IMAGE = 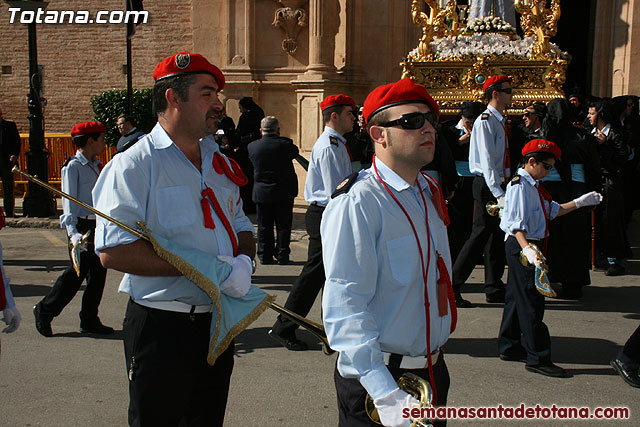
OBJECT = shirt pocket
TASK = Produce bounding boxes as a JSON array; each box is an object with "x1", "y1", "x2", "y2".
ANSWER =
[
  {"x1": 155, "y1": 186, "x2": 197, "y2": 228},
  {"x1": 386, "y1": 235, "x2": 417, "y2": 285}
]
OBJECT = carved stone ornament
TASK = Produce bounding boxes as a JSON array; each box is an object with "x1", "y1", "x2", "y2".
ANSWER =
[{"x1": 272, "y1": 1, "x2": 308, "y2": 55}]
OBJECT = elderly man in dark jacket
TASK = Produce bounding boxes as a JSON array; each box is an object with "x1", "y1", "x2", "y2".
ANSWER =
[{"x1": 248, "y1": 116, "x2": 299, "y2": 265}]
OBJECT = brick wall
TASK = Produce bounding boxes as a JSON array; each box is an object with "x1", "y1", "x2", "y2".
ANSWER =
[{"x1": 0, "y1": 1, "x2": 193, "y2": 134}]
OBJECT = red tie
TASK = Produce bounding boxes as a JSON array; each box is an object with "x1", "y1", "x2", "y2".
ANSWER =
[{"x1": 537, "y1": 184, "x2": 552, "y2": 255}]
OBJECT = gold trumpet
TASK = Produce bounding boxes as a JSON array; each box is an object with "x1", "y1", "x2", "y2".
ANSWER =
[
  {"x1": 486, "y1": 201, "x2": 502, "y2": 217},
  {"x1": 12, "y1": 165, "x2": 335, "y2": 355},
  {"x1": 365, "y1": 373, "x2": 434, "y2": 426}
]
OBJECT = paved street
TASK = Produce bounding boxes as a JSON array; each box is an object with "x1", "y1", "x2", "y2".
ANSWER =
[{"x1": 0, "y1": 204, "x2": 638, "y2": 426}]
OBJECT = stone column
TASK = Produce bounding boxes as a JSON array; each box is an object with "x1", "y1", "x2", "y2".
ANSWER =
[{"x1": 305, "y1": 0, "x2": 337, "y2": 76}]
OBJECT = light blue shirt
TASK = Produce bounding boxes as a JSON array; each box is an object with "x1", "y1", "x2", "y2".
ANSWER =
[
  {"x1": 468, "y1": 105, "x2": 508, "y2": 199},
  {"x1": 304, "y1": 126, "x2": 353, "y2": 206},
  {"x1": 59, "y1": 150, "x2": 102, "y2": 236},
  {"x1": 93, "y1": 123, "x2": 254, "y2": 306},
  {"x1": 500, "y1": 168, "x2": 560, "y2": 240},
  {"x1": 321, "y1": 157, "x2": 452, "y2": 401}
]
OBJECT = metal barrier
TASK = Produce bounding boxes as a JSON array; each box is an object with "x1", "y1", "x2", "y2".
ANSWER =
[{"x1": 8, "y1": 134, "x2": 116, "y2": 196}]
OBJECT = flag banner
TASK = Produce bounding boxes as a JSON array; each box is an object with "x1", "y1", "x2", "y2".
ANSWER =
[{"x1": 138, "y1": 222, "x2": 273, "y2": 364}]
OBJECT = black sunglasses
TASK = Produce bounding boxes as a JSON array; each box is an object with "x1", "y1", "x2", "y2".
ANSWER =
[
  {"x1": 540, "y1": 161, "x2": 554, "y2": 171},
  {"x1": 523, "y1": 111, "x2": 533, "y2": 117},
  {"x1": 496, "y1": 87, "x2": 513, "y2": 94},
  {"x1": 378, "y1": 112, "x2": 438, "y2": 130}
]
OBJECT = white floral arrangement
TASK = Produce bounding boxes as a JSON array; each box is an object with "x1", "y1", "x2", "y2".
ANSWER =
[
  {"x1": 463, "y1": 16, "x2": 515, "y2": 34},
  {"x1": 407, "y1": 33, "x2": 569, "y2": 60}
]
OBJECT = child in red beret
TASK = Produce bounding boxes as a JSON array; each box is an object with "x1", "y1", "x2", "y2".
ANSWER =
[
  {"x1": 498, "y1": 138, "x2": 602, "y2": 378},
  {"x1": 33, "y1": 121, "x2": 112, "y2": 337}
]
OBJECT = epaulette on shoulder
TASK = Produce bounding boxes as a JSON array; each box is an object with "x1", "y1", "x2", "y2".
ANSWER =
[
  {"x1": 510, "y1": 175, "x2": 522, "y2": 184},
  {"x1": 329, "y1": 136, "x2": 339, "y2": 146},
  {"x1": 62, "y1": 156, "x2": 75, "y2": 168},
  {"x1": 481, "y1": 113, "x2": 490, "y2": 120},
  {"x1": 331, "y1": 172, "x2": 359, "y2": 199}
]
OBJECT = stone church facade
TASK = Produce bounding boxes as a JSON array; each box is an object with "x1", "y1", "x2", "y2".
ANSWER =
[{"x1": 1, "y1": 0, "x2": 639, "y2": 153}]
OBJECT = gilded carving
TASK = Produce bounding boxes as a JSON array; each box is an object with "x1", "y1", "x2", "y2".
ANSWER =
[
  {"x1": 402, "y1": 0, "x2": 567, "y2": 112},
  {"x1": 272, "y1": 2, "x2": 308, "y2": 55},
  {"x1": 514, "y1": 0, "x2": 561, "y2": 60}
]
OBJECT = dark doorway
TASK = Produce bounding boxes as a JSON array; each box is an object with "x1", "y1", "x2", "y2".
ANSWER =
[{"x1": 551, "y1": 0, "x2": 596, "y2": 96}]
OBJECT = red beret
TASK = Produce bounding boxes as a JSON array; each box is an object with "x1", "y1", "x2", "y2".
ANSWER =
[
  {"x1": 522, "y1": 139, "x2": 562, "y2": 160},
  {"x1": 363, "y1": 78, "x2": 439, "y2": 124},
  {"x1": 70, "y1": 121, "x2": 106, "y2": 137},
  {"x1": 153, "y1": 52, "x2": 225, "y2": 90},
  {"x1": 320, "y1": 94, "x2": 356, "y2": 112},
  {"x1": 483, "y1": 75, "x2": 512, "y2": 92}
]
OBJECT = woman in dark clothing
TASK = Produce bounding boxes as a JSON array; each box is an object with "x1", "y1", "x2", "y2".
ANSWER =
[
  {"x1": 588, "y1": 99, "x2": 629, "y2": 276},
  {"x1": 232, "y1": 97, "x2": 265, "y2": 214},
  {"x1": 540, "y1": 98, "x2": 601, "y2": 298}
]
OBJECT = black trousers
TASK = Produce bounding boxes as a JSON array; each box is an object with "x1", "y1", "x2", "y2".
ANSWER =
[
  {"x1": 272, "y1": 203, "x2": 324, "y2": 338},
  {"x1": 452, "y1": 176, "x2": 505, "y2": 296},
  {"x1": 0, "y1": 164, "x2": 15, "y2": 216},
  {"x1": 37, "y1": 219, "x2": 107, "y2": 322},
  {"x1": 618, "y1": 324, "x2": 640, "y2": 370},
  {"x1": 498, "y1": 237, "x2": 551, "y2": 366},
  {"x1": 124, "y1": 300, "x2": 235, "y2": 427},
  {"x1": 334, "y1": 353, "x2": 450, "y2": 427},
  {"x1": 255, "y1": 199, "x2": 294, "y2": 262},
  {"x1": 447, "y1": 176, "x2": 474, "y2": 266}
]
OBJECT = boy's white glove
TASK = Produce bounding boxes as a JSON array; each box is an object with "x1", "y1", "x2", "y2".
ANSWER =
[
  {"x1": 573, "y1": 191, "x2": 603, "y2": 209},
  {"x1": 2, "y1": 305, "x2": 21, "y2": 333}
]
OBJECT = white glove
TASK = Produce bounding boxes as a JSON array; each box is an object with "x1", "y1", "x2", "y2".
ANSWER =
[
  {"x1": 2, "y1": 305, "x2": 21, "y2": 333},
  {"x1": 217, "y1": 254, "x2": 252, "y2": 298},
  {"x1": 573, "y1": 191, "x2": 603, "y2": 209},
  {"x1": 497, "y1": 196, "x2": 506, "y2": 209},
  {"x1": 373, "y1": 388, "x2": 420, "y2": 427},
  {"x1": 522, "y1": 245, "x2": 544, "y2": 270},
  {"x1": 70, "y1": 233, "x2": 87, "y2": 251}
]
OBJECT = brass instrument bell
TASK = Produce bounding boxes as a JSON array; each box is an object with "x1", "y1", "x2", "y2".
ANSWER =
[{"x1": 365, "y1": 373, "x2": 434, "y2": 427}]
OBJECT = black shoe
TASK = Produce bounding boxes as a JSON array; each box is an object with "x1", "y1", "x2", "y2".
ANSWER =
[
  {"x1": 268, "y1": 329, "x2": 308, "y2": 351},
  {"x1": 605, "y1": 264, "x2": 626, "y2": 276},
  {"x1": 261, "y1": 257, "x2": 276, "y2": 265},
  {"x1": 277, "y1": 258, "x2": 290, "y2": 266},
  {"x1": 80, "y1": 319, "x2": 115, "y2": 335},
  {"x1": 486, "y1": 293, "x2": 505, "y2": 304},
  {"x1": 33, "y1": 304, "x2": 53, "y2": 337},
  {"x1": 455, "y1": 297, "x2": 473, "y2": 308},
  {"x1": 499, "y1": 352, "x2": 527, "y2": 362},
  {"x1": 610, "y1": 358, "x2": 640, "y2": 388},
  {"x1": 560, "y1": 285, "x2": 583, "y2": 300},
  {"x1": 525, "y1": 362, "x2": 567, "y2": 378}
]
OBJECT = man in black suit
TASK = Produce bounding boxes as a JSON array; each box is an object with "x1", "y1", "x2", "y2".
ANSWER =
[
  {"x1": 0, "y1": 107, "x2": 21, "y2": 217},
  {"x1": 115, "y1": 114, "x2": 145, "y2": 154},
  {"x1": 248, "y1": 116, "x2": 299, "y2": 265}
]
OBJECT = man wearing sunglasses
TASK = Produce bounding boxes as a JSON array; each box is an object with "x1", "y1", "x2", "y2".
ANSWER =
[
  {"x1": 452, "y1": 75, "x2": 513, "y2": 304},
  {"x1": 270, "y1": 93, "x2": 356, "y2": 351},
  {"x1": 321, "y1": 78, "x2": 455, "y2": 427}
]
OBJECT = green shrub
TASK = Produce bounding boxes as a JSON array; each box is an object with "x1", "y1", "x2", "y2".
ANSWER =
[{"x1": 90, "y1": 88, "x2": 156, "y2": 146}]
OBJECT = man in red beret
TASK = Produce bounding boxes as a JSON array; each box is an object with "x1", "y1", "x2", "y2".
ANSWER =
[
  {"x1": 269, "y1": 93, "x2": 356, "y2": 351},
  {"x1": 498, "y1": 139, "x2": 602, "y2": 377},
  {"x1": 451, "y1": 75, "x2": 513, "y2": 306},
  {"x1": 321, "y1": 78, "x2": 455, "y2": 427},
  {"x1": 92, "y1": 52, "x2": 256, "y2": 426},
  {"x1": 33, "y1": 121, "x2": 113, "y2": 337}
]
